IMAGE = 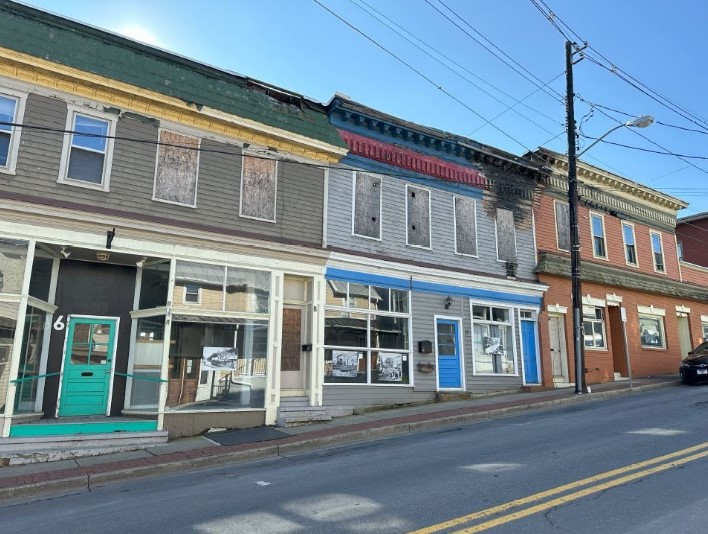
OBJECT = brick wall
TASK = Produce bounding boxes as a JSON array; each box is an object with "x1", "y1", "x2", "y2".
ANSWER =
[{"x1": 677, "y1": 218, "x2": 708, "y2": 267}]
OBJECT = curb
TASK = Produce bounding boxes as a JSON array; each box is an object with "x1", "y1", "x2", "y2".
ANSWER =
[{"x1": 0, "y1": 380, "x2": 678, "y2": 501}]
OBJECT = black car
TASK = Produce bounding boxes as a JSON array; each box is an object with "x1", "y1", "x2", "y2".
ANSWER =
[{"x1": 679, "y1": 342, "x2": 708, "y2": 384}]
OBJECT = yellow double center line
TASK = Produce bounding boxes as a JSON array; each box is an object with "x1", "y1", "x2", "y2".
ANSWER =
[{"x1": 410, "y1": 441, "x2": 708, "y2": 534}]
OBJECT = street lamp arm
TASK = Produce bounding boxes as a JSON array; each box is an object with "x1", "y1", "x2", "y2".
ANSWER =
[
  {"x1": 577, "y1": 123, "x2": 625, "y2": 156},
  {"x1": 577, "y1": 115, "x2": 654, "y2": 157}
]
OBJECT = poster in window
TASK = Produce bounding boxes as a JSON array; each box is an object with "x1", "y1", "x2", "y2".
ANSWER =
[
  {"x1": 332, "y1": 350, "x2": 359, "y2": 378},
  {"x1": 377, "y1": 353, "x2": 403, "y2": 382},
  {"x1": 483, "y1": 336, "x2": 504, "y2": 355},
  {"x1": 202, "y1": 346, "x2": 237, "y2": 371}
]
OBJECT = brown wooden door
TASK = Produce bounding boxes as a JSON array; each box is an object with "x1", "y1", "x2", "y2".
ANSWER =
[{"x1": 280, "y1": 307, "x2": 304, "y2": 390}]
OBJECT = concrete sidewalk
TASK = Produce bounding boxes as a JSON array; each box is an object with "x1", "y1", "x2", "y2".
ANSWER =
[{"x1": 0, "y1": 377, "x2": 679, "y2": 501}]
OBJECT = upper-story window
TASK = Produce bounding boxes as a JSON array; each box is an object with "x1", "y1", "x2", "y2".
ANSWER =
[
  {"x1": 153, "y1": 129, "x2": 200, "y2": 207},
  {"x1": 454, "y1": 196, "x2": 477, "y2": 256},
  {"x1": 352, "y1": 172, "x2": 382, "y2": 240},
  {"x1": 554, "y1": 201, "x2": 570, "y2": 251},
  {"x1": 496, "y1": 208, "x2": 517, "y2": 262},
  {"x1": 650, "y1": 231, "x2": 665, "y2": 273},
  {"x1": 240, "y1": 154, "x2": 278, "y2": 222},
  {"x1": 677, "y1": 241, "x2": 684, "y2": 261},
  {"x1": 0, "y1": 89, "x2": 26, "y2": 174},
  {"x1": 58, "y1": 106, "x2": 117, "y2": 191},
  {"x1": 590, "y1": 213, "x2": 607, "y2": 259},
  {"x1": 622, "y1": 222, "x2": 638, "y2": 266},
  {"x1": 406, "y1": 185, "x2": 431, "y2": 248}
]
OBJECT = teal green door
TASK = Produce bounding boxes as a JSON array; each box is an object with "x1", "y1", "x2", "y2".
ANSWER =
[{"x1": 59, "y1": 317, "x2": 117, "y2": 417}]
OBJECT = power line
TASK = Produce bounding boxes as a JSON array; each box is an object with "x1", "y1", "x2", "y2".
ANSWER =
[
  {"x1": 311, "y1": 0, "x2": 547, "y2": 156},
  {"x1": 345, "y1": 0, "x2": 561, "y2": 135},
  {"x1": 579, "y1": 135, "x2": 708, "y2": 160}
]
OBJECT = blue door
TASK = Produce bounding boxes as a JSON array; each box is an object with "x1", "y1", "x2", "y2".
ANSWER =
[
  {"x1": 521, "y1": 319, "x2": 539, "y2": 384},
  {"x1": 437, "y1": 319, "x2": 462, "y2": 388}
]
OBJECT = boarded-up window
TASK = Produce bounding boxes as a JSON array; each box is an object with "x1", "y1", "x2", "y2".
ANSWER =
[
  {"x1": 555, "y1": 201, "x2": 570, "y2": 251},
  {"x1": 496, "y1": 208, "x2": 516, "y2": 261},
  {"x1": 454, "y1": 196, "x2": 477, "y2": 256},
  {"x1": 406, "y1": 185, "x2": 431, "y2": 248},
  {"x1": 353, "y1": 172, "x2": 381, "y2": 239},
  {"x1": 153, "y1": 130, "x2": 200, "y2": 206},
  {"x1": 240, "y1": 155, "x2": 277, "y2": 222}
]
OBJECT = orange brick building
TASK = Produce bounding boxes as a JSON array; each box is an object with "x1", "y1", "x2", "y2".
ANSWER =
[{"x1": 532, "y1": 149, "x2": 708, "y2": 389}]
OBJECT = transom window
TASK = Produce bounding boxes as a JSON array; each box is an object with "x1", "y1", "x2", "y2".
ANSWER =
[
  {"x1": 471, "y1": 304, "x2": 516, "y2": 375},
  {"x1": 650, "y1": 231, "x2": 665, "y2": 273},
  {"x1": 622, "y1": 222, "x2": 637, "y2": 266},
  {"x1": 583, "y1": 306, "x2": 606, "y2": 349},
  {"x1": 59, "y1": 108, "x2": 116, "y2": 189},
  {"x1": 324, "y1": 281, "x2": 411, "y2": 385},
  {"x1": 590, "y1": 213, "x2": 606, "y2": 259}
]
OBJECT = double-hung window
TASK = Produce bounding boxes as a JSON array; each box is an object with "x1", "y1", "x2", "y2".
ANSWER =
[
  {"x1": 153, "y1": 129, "x2": 200, "y2": 207},
  {"x1": 353, "y1": 172, "x2": 382, "y2": 239},
  {"x1": 0, "y1": 89, "x2": 26, "y2": 174},
  {"x1": 650, "y1": 231, "x2": 665, "y2": 273},
  {"x1": 590, "y1": 213, "x2": 606, "y2": 259},
  {"x1": 583, "y1": 306, "x2": 606, "y2": 349},
  {"x1": 240, "y1": 154, "x2": 278, "y2": 222},
  {"x1": 496, "y1": 208, "x2": 517, "y2": 262},
  {"x1": 622, "y1": 222, "x2": 638, "y2": 266},
  {"x1": 554, "y1": 201, "x2": 570, "y2": 251},
  {"x1": 639, "y1": 313, "x2": 666, "y2": 349},
  {"x1": 59, "y1": 107, "x2": 116, "y2": 190},
  {"x1": 454, "y1": 196, "x2": 477, "y2": 256},
  {"x1": 406, "y1": 185, "x2": 431, "y2": 248}
]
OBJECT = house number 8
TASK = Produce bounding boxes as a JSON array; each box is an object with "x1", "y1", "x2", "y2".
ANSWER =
[{"x1": 53, "y1": 315, "x2": 66, "y2": 331}]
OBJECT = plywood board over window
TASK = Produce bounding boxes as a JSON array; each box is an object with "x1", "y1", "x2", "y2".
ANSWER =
[
  {"x1": 240, "y1": 155, "x2": 278, "y2": 222},
  {"x1": 353, "y1": 172, "x2": 382, "y2": 239},
  {"x1": 554, "y1": 201, "x2": 570, "y2": 251},
  {"x1": 496, "y1": 208, "x2": 517, "y2": 262},
  {"x1": 153, "y1": 130, "x2": 200, "y2": 206},
  {"x1": 454, "y1": 196, "x2": 477, "y2": 256},
  {"x1": 406, "y1": 185, "x2": 431, "y2": 248}
]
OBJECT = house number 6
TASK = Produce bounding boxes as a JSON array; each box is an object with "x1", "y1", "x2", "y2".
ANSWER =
[{"x1": 53, "y1": 315, "x2": 66, "y2": 331}]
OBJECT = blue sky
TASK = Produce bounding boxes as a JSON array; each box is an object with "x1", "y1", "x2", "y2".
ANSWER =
[{"x1": 23, "y1": 0, "x2": 708, "y2": 215}]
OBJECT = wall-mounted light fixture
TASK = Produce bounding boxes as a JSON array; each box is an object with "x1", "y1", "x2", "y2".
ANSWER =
[
  {"x1": 106, "y1": 228, "x2": 116, "y2": 249},
  {"x1": 444, "y1": 296, "x2": 453, "y2": 309},
  {"x1": 96, "y1": 251, "x2": 110, "y2": 262}
]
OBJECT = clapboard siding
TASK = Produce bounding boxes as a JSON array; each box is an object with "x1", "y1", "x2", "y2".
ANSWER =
[
  {"x1": 326, "y1": 167, "x2": 536, "y2": 278},
  {"x1": 6, "y1": 93, "x2": 325, "y2": 246}
]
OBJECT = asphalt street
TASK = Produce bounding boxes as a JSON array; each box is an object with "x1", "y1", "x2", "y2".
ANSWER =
[{"x1": 2, "y1": 385, "x2": 707, "y2": 533}]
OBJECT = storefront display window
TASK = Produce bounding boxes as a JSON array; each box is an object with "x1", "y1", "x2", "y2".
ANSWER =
[
  {"x1": 127, "y1": 317, "x2": 165, "y2": 410},
  {"x1": 0, "y1": 301, "x2": 19, "y2": 414},
  {"x1": 139, "y1": 261, "x2": 170, "y2": 309},
  {"x1": 167, "y1": 318, "x2": 268, "y2": 409},
  {"x1": 324, "y1": 281, "x2": 411, "y2": 385},
  {"x1": 13, "y1": 305, "x2": 46, "y2": 414},
  {"x1": 472, "y1": 304, "x2": 516, "y2": 374}
]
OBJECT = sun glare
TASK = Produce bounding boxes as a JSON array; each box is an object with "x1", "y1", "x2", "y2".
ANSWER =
[{"x1": 118, "y1": 25, "x2": 160, "y2": 47}]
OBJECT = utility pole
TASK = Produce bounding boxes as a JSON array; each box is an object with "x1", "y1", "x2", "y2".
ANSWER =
[{"x1": 565, "y1": 40, "x2": 585, "y2": 394}]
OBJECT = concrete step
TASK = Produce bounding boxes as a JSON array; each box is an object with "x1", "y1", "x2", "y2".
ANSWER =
[
  {"x1": 279, "y1": 396, "x2": 310, "y2": 408},
  {"x1": 0, "y1": 431, "x2": 169, "y2": 466},
  {"x1": 276, "y1": 406, "x2": 333, "y2": 427}
]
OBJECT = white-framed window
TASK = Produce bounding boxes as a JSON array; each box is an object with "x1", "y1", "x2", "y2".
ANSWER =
[
  {"x1": 352, "y1": 172, "x2": 382, "y2": 240},
  {"x1": 677, "y1": 241, "x2": 684, "y2": 261},
  {"x1": 554, "y1": 200, "x2": 570, "y2": 252},
  {"x1": 471, "y1": 304, "x2": 517, "y2": 375},
  {"x1": 324, "y1": 281, "x2": 411, "y2": 385},
  {"x1": 183, "y1": 283, "x2": 201, "y2": 305},
  {"x1": 650, "y1": 231, "x2": 665, "y2": 273},
  {"x1": 583, "y1": 306, "x2": 606, "y2": 349},
  {"x1": 495, "y1": 208, "x2": 517, "y2": 262},
  {"x1": 152, "y1": 129, "x2": 200, "y2": 207},
  {"x1": 454, "y1": 196, "x2": 478, "y2": 256},
  {"x1": 240, "y1": 154, "x2": 278, "y2": 222},
  {"x1": 590, "y1": 212, "x2": 607, "y2": 259},
  {"x1": 639, "y1": 314, "x2": 666, "y2": 349},
  {"x1": 622, "y1": 222, "x2": 638, "y2": 266},
  {"x1": 0, "y1": 88, "x2": 27, "y2": 174},
  {"x1": 702, "y1": 321, "x2": 708, "y2": 342},
  {"x1": 58, "y1": 106, "x2": 117, "y2": 190},
  {"x1": 405, "y1": 184, "x2": 431, "y2": 248}
]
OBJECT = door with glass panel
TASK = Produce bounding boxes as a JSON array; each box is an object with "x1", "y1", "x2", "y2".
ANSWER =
[
  {"x1": 59, "y1": 317, "x2": 117, "y2": 417},
  {"x1": 436, "y1": 319, "x2": 462, "y2": 389}
]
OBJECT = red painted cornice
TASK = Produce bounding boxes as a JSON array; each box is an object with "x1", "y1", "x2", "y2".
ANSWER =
[{"x1": 339, "y1": 130, "x2": 486, "y2": 188}]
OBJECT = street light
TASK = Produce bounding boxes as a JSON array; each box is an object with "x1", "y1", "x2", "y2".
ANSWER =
[{"x1": 565, "y1": 41, "x2": 652, "y2": 394}]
